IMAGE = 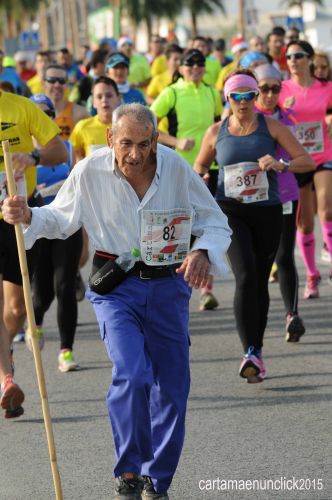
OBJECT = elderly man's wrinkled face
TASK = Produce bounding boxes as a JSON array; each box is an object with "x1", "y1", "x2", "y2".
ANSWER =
[{"x1": 108, "y1": 116, "x2": 158, "y2": 176}]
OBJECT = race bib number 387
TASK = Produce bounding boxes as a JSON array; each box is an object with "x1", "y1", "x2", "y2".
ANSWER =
[
  {"x1": 224, "y1": 162, "x2": 269, "y2": 203},
  {"x1": 141, "y1": 208, "x2": 193, "y2": 265}
]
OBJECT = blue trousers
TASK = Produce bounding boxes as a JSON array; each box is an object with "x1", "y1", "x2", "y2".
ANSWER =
[{"x1": 87, "y1": 273, "x2": 191, "y2": 493}]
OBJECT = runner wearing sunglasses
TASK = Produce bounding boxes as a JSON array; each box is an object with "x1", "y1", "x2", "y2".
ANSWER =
[
  {"x1": 254, "y1": 63, "x2": 306, "y2": 342},
  {"x1": 42, "y1": 64, "x2": 89, "y2": 141},
  {"x1": 280, "y1": 40, "x2": 332, "y2": 298},
  {"x1": 194, "y1": 69, "x2": 314, "y2": 383}
]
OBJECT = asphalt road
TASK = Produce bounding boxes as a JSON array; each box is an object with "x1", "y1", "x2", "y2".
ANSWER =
[{"x1": 1, "y1": 244, "x2": 331, "y2": 500}]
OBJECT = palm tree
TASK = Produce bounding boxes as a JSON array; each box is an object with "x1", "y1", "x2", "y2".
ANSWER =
[
  {"x1": 121, "y1": 0, "x2": 182, "y2": 39},
  {"x1": 184, "y1": 0, "x2": 226, "y2": 37}
]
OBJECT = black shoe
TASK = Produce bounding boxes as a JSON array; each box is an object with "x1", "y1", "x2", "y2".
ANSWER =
[
  {"x1": 285, "y1": 314, "x2": 305, "y2": 342},
  {"x1": 114, "y1": 473, "x2": 143, "y2": 499},
  {"x1": 142, "y1": 476, "x2": 169, "y2": 499}
]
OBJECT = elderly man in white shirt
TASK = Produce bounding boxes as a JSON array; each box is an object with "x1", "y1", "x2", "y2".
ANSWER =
[{"x1": 3, "y1": 103, "x2": 231, "y2": 500}]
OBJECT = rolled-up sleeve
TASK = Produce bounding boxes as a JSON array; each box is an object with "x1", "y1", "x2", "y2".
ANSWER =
[
  {"x1": 189, "y1": 172, "x2": 232, "y2": 276},
  {"x1": 24, "y1": 170, "x2": 82, "y2": 249}
]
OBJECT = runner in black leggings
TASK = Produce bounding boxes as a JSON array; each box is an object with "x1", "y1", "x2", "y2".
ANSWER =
[
  {"x1": 29, "y1": 94, "x2": 82, "y2": 372},
  {"x1": 194, "y1": 68, "x2": 314, "y2": 383},
  {"x1": 33, "y1": 231, "x2": 82, "y2": 356},
  {"x1": 254, "y1": 63, "x2": 305, "y2": 341}
]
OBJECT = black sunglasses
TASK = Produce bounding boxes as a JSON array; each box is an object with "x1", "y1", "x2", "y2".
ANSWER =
[
  {"x1": 286, "y1": 52, "x2": 308, "y2": 61},
  {"x1": 259, "y1": 85, "x2": 281, "y2": 95},
  {"x1": 44, "y1": 77, "x2": 67, "y2": 85},
  {"x1": 183, "y1": 61, "x2": 205, "y2": 67}
]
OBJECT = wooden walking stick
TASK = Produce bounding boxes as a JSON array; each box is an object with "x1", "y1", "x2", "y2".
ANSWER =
[{"x1": 2, "y1": 140, "x2": 63, "y2": 500}]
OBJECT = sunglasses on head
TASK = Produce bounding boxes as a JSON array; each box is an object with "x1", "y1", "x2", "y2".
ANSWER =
[
  {"x1": 286, "y1": 52, "x2": 308, "y2": 61},
  {"x1": 228, "y1": 91, "x2": 258, "y2": 102},
  {"x1": 259, "y1": 84, "x2": 281, "y2": 95},
  {"x1": 45, "y1": 76, "x2": 67, "y2": 85}
]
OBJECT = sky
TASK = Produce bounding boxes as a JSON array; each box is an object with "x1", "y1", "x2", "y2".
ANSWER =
[{"x1": 226, "y1": 0, "x2": 332, "y2": 14}]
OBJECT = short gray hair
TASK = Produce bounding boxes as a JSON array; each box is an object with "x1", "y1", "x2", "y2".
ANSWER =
[{"x1": 112, "y1": 103, "x2": 157, "y2": 135}]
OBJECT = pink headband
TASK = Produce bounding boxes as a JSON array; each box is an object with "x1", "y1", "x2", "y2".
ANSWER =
[{"x1": 224, "y1": 75, "x2": 259, "y2": 100}]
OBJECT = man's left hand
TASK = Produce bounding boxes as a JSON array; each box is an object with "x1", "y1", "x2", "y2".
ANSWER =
[{"x1": 176, "y1": 249, "x2": 211, "y2": 288}]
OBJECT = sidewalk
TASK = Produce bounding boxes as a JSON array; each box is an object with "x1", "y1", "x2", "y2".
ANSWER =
[{"x1": 1, "y1": 248, "x2": 331, "y2": 499}]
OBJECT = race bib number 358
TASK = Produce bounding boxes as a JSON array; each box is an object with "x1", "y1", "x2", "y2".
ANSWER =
[{"x1": 141, "y1": 208, "x2": 193, "y2": 265}]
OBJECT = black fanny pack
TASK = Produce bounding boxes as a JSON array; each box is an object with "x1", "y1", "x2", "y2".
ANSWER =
[
  {"x1": 89, "y1": 252, "x2": 127, "y2": 295},
  {"x1": 89, "y1": 251, "x2": 181, "y2": 295}
]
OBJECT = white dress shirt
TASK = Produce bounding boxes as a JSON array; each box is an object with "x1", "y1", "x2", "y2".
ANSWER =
[{"x1": 25, "y1": 144, "x2": 231, "y2": 276}]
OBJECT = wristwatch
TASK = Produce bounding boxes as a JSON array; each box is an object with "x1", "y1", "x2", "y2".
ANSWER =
[
  {"x1": 30, "y1": 149, "x2": 41, "y2": 166},
  {"x1": 279, "y1": 159, "x2": 290, "y2": 172}
]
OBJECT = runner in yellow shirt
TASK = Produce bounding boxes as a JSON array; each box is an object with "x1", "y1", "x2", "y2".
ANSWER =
[
  {"x1": 146, "y1": 44, "x2": 183, "y2": 105},
  {"x1": 27, "y1": 51, "x2": 51, "y2": 95},
  {"x1": 70, "y1": 76, "x2": 121, "y2": 160},
  {"x1": 0, "y1": 91, "x2": 68, "y2": 418}
]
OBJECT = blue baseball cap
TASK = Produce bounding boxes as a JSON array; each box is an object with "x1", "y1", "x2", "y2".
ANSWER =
[
  {"x1": 240, "y1": 51, "x2": 267, "y2": 69},
  {"x1": 106, "y1": 52, "x2": 130, "y2": 70},
  {"x1": 30, "y1": 93, "x2": 55, "y2": 112}
]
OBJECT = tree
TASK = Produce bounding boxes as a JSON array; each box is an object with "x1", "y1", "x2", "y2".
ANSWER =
[
  {"x1": 0, "y1": 0, "x2": 46, "y2": 38},
  {"x1": 184, "y1": 0, "x2": 226, "y2": 37},
  {"x1": 120, "y1": 0, "x2": 182, "y2": 39}
]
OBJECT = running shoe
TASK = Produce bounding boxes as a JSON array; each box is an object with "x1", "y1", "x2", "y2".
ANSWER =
[
  {"x1": 25, "y1": 326, "x2": 45, "y2": 352},
  {"x1": 199, "y1": 292, "x2": 219, "y2": 311},
  {"x1": 321, "y1": 243, "x2": 331, "y2": 263},
  {"x1": 58, "y1": 350, "x2": 79, "y2": 373},
  {"x1": 114, "y1": 473, "x2": 143, "y2": 499},
  {"x1": 239, "y1": 346, "x2": 265, "y2": 383},
  {"x1": 13, "y1": 329, "x2": 26, "y2": 343},
  {"x1": 75, "y1": 271, "x2": 86, "y2": 302},
  {"x1": 285, "y1": 314, "x2": 306, "y2": 342},
  {"x1": 142, "y1": 476, "x2": 169, "y2": 499},
  {"x1": 0, "y1": 374, "x2": 25, "y2": 419},
  {"x1": 303, "y1": 273, "x2": 321, "y2": 299},
  {"x1": 269, "y1": 263, "x2": 278, "y2": 283}
]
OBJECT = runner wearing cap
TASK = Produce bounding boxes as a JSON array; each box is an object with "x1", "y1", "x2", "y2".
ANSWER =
[
  {"x1": 105, "y1": 53, "x2": 146, "y2": 105},
  {"x1": 194, "y1": 68, "x2": 314, "y2": 382},
  {"x1": 117, "y1": 36, "x2": 151, "y2": 90},
  {"x1": 151, "y1": 49, "x2": 222, "y2": 167}
]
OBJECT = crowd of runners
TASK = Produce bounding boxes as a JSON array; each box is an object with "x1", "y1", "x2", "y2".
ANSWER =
[{"x1": 0, "y1": 24, "x2": 331, "y2": 499}]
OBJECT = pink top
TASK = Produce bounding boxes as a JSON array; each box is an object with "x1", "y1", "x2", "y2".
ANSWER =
[{"x1": 279, "y1": 79, "x2": 332, "y2": 166}]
